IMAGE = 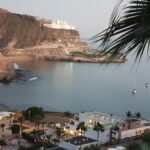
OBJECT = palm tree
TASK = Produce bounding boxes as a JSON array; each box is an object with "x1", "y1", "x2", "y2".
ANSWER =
[
  {"x1": 0, "y1": 124, "x2": 5, "y2": 132},
  {"x1": 41, "y1": 122, "x2": 46, "y2": 139},
  {"x1": 126, "y1": 111, "x2": 132, "y2": 129},
  {"x1": 76, "y1": 122, "x2": 87, "y2": 149},
  {"x1": 9, "y1": 113, "x2": 14, "y2": 126},
  {"x1": 76, "y1": 122, "x2": 87, "y2": 136},
  {"x1": 37, "y1": 121, "x2": 40, "y2": 131},
  {"x1": 92, "y1": 0, "x2": 150, "y2": 64},
  {"x1": 126, "y1": 111, "x2": 132, "y2": 118},
  {"x1": 55, "y1": 127, "x2": 65, "y2": 139},
  {"x1": 135, "y1": 112, "x2": 141, "y2": 119},
  {"x1": 93, "y1": 122, "x2": 104, "y2": 145}
]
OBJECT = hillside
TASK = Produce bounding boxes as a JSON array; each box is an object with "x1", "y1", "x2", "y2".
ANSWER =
[{"x1": 0, "y1": 8, "x2": 88, "y2": 58}]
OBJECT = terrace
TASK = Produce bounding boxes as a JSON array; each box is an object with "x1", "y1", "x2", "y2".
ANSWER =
[{"x1": 79, "y1": 112, "x2": 123, "y2": 127}]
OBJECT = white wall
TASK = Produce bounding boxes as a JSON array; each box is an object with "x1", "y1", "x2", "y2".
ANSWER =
[
  {"x1": 85, "y1": 127, "x2": 110, "y2": 144},
  {"x1": 43, "y1": 20, "x2": 75, "y2": 30},
  {"x1": 121, "y1": 126, "x2": 150, "y2": 139}
]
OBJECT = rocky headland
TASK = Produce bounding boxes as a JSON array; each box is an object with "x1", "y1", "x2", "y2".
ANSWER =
[{"x1": 0, "y1": 8, "x2": 125, "y2": 82}]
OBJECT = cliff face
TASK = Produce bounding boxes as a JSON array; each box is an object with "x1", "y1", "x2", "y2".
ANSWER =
[{"x1": 0, "y1": 8, "x2": 88, "y2": 57}]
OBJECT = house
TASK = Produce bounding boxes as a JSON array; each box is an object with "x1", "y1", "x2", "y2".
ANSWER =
[
  {"x1": 112, "y1": 117, "x2": 150, "y2": 140},
  {"x1": 64, "y1": 112, "x2": 124, "y2": 144},
  {"x1": 37, "y1": 18, "x2": 75, "y2": 30},
  {"x1": 59, "y1": 136, "x2": 97, "y2": 150}
]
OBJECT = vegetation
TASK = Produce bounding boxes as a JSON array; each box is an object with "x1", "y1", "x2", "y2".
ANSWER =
[
  {"x1": 25, "y1": 107, "x2": 44, "y2": 122},
  {"x1": 11, "y1": 124, "x2": 21, "y2": 148},
  {"x1": 0, "y1": 123, "x2": 5, "y2": 132},
  {"x1": 9, "y1": 113, "x2": 14, "y2": 126},
  {"x1": 93, "y1": 122, "x2": 105, "y2": 145},
  {"x1": 19, "y1": 145, "x2": 39, "y2": 150},
  {"x1": 63, "y1": 111, "x2": 72, "y2": 118},
  {"x1": 92, "y1": 0, "x2": 150, "y2": 63},
  {"x1": 126, "y1": 143, "x2": 142, "y2": 150},
  {"x1": 126, "y1": 111, "x2": 132, "y2": 118},
  {"x1": 126, "y1": 111, "x2": 132, "y2": 129},
  {"x1": 76, "y1": 121, "x2": 87, "y2": 136},
  {"x1": 55, "y1": 127, "x2": 65, "y2": 139},
  {"x1": 11, "y1": 124, "x2": 20, "y2": 134},
  {"x1": 0, "y1": 139, "x2": 6, "y2": 146},
  {"x1": 143, "y1": 133, "x2": 150, "y2": 150},
  {"x1": 70, "y1": 51, "x2": 102, "y2": 58},
  {"x1": 22, "y1": 130, "x2": 54, "y2": 149},
  {"x1": 135, "y1": 112, "x2": 141, "y2": 119}
]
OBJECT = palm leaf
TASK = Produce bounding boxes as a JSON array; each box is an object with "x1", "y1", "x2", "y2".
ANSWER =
[{"x1": 92, "y1": 0, "x2": 150, "y2": 63}]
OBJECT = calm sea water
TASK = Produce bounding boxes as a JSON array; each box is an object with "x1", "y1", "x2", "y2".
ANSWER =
[{"x1": 0, "y1": 54, "x2": 150, "y2": 118}]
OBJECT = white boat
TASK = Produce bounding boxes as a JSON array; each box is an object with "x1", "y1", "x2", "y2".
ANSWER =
[
  {"x1": 13, "y1": 63, "x2": 19, "y2": 70},
  {"x1": 132, "y1": 88, "x2": 137, "y2": 95},
  {"x1": 145, "y1": 82, "x2": 150, "y2": 88},
  {"x1": 132, "y1": 77, "x2": 137, "y2": 95},
  {"x1": 29, "y1": 77, "x2": 38, "y2": 81}
]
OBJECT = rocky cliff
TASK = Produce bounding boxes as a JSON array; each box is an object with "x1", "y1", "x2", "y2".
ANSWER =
[
  {"x1": 0, "y1": 8, "x2": 88, "y2": 58},
  {"x1": 0, "y1": 8, "x2": 126, "y2": 82}
]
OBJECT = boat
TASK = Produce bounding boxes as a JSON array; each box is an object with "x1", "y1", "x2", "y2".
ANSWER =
[
  {"x1": 29, "y1": 77, "x2": 38, "y2": 81},
  {"x1": 13, "y1": 63, "x2": 19, "y2": 70},
  {"x1": 132, "y1": 88, "x2": 137, "y2": 95},
  {"x1": 145, "y1": 82, "x2": 150, "y2": 88},
  {"x1": 132, "y1": 77, "x2": 137, "y2": 95}
]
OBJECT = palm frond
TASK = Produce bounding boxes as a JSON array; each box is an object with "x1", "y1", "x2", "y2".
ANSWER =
[{"x1": 92, "y1": 0, "x2": 150, "y2": 63}]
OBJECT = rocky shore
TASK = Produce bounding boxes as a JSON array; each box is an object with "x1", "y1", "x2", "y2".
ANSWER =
[{"x1": 0, "y1": 56, "x2": 32, "y2": 82}]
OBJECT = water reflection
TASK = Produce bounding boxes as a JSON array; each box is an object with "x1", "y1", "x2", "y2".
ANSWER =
[{"x1": 0, "y1": 55, "x2": 150, "y2": 118}]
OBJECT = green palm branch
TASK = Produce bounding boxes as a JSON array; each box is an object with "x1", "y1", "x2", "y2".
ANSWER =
[{"x1": 92, "y1": 0, "x2": 150, "y2": 63}]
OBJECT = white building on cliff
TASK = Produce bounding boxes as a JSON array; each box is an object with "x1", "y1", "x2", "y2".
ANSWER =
[{"x1": 37, "y1": 17, "x2": 75, "y2": 30}]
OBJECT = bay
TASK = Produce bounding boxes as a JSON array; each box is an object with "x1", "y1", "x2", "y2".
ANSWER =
[{"x1": 0, "y1": 54, "x2": 150, "y2": 118}]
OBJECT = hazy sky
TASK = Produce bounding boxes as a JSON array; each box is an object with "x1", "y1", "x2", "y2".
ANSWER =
[{"x1": 0, "y1": 0, "x2": 118, "y2": 38}]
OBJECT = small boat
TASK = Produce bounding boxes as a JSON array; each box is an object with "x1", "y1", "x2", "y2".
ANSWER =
[
  {"x1": 29, "y1": 77, "x2": 38, "y2": 81},
  {"x1": 145, "y1": 82, "x2": 150, "y2": 88},
  {"x1": 132, "y1": 88, "x2": 137, "y2": 95},
  {"x1": 13, "y1": 63, "x2": 19, "y2": 70}
]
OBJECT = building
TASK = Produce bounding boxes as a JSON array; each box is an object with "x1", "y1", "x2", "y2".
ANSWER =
[
  {"x1": 59, "y1": 136, "x2": 97, "y2": 150},
  {"x1": 64, "y1": 112, "x2": 124, "y2": 144},
  {"x1": 0, "y1": 112, "x2": 15, "y2": 120},
  {"x1": 112, "y1": 117, "x2": 150, "y2": 140},
  {"x1": 37, "y1": 17, "x2": 75, "y2": 30},
  {"x1": 64, "y1": 112, "x2": 150, "y2": 146}
]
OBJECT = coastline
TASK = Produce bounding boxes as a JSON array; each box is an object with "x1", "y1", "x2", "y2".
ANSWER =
[
  {"x1": 0, "y1": 54, "x2": 126, "y2": 82},
  {"x1": 43, "y1": 55, "x2": 126, "y2": 63},
  {"x1": 0, "y1": 55, "x2": 33, "y2": 82}
]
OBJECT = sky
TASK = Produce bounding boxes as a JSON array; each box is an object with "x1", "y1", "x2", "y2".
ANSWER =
[{"x1": 0, "y1": 0, "x2": 118, "y2": 38}]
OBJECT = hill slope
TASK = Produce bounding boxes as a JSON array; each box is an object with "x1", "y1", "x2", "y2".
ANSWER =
[{"x1": 0, "y1": 8, "x2": 88, "y2": 57}]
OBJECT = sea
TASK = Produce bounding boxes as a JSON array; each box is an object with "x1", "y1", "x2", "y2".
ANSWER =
[{"x1": 0, "y1": 52, "x2": 150, "y2": 118}]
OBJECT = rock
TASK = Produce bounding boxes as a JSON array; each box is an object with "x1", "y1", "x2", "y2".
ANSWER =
[{"x1": 0, "y1": 8, "x2": 88, "y2": 57}]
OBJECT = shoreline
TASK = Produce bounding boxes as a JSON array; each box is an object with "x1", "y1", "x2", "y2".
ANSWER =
[
  {"x1": 0, "y1": 54, "x2": 126, "y2": 82},
  {"x1": 0, "y1": 55, "x2": 33, "y2": 82}
]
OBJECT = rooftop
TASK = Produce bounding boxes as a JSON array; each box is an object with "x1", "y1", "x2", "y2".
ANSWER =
[
  {"x1": 64, "y1": 136, "x2": 96, "y2": 146},
  {"x1": 79, "y1": 112, "x2": 123, "y2": 126}
]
